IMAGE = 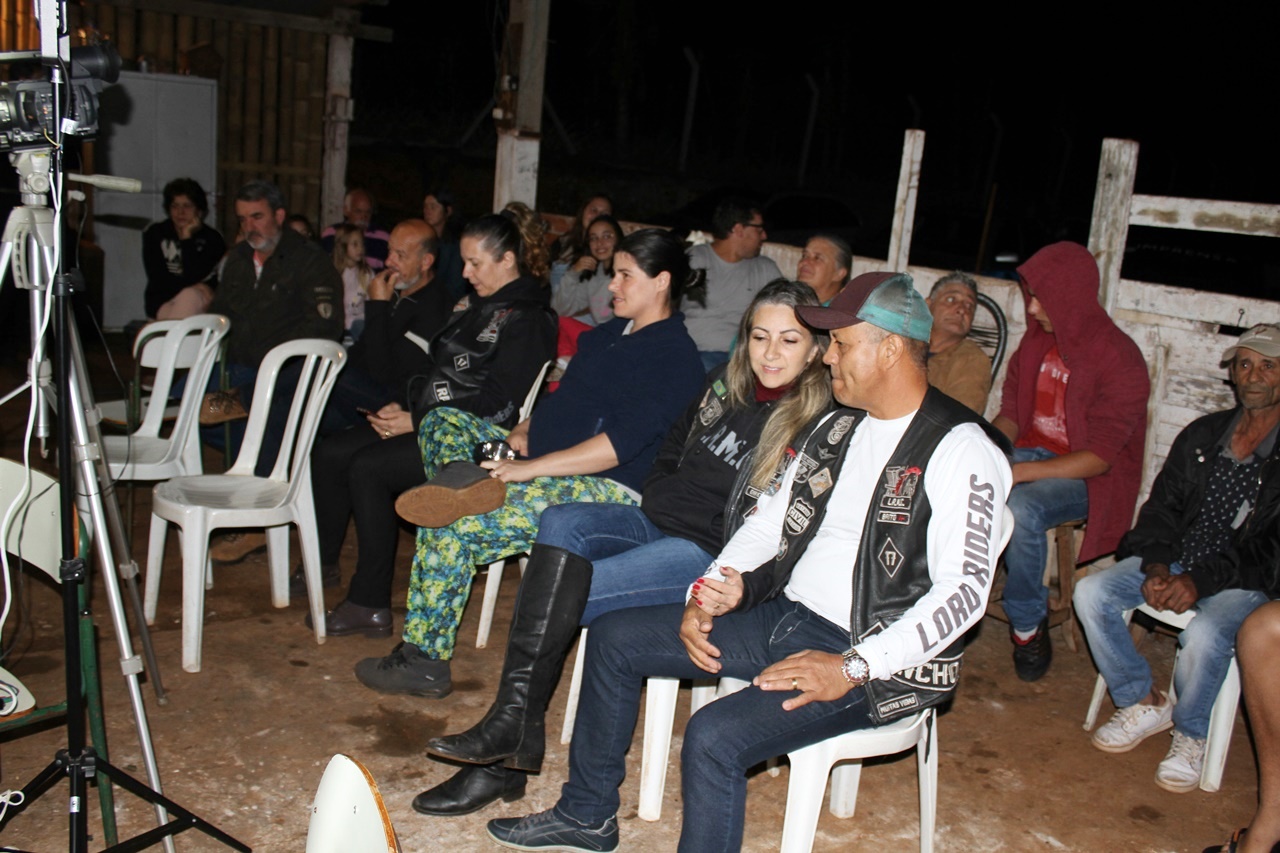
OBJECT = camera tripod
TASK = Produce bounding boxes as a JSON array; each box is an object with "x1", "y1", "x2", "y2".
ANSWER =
[{"x1": 0, "y1": 153, "x2": 248, "y2": 851}]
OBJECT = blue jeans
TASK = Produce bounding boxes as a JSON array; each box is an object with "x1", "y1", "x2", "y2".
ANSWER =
[
  {"x1": 1074, "y1": 556, "x2": 1268, "y2": 739},
  {"x1": 556, "y1": 597, "x2": 875, "y2": 853},
  {"x1": 535, "y1": 504, "x2": 714, "y2": 625},
  {"x1": 1002, "y1": 446, "x2": 1089, "y2": 631}
]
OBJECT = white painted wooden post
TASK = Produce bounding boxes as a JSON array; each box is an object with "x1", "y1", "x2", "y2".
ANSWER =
[
  {"x1": 493, "y1": 0, "x2": 551, "y2": 211},
  {"x1": 886, "y1": 129, "x2": 925, "y2": 273},
  {"x1": 1087, "y1": 138, "x2": 1139, "y2": 314},
  {"x1": 320, "y1": 12, "x2": 355, "y2": 229}
]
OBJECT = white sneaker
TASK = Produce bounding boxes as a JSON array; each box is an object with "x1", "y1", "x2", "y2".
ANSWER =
[
  {"x1": 1091, "y1": 695, "x2": 1174, "y2": 753},
  {"x1": 1155, "y1": 731, "x2": 1206, "y2": 793}
]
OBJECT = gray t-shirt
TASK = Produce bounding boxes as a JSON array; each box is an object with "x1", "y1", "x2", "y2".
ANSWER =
[{"x1": 683, "y1": 243, "x2": 782, "y2": 352}]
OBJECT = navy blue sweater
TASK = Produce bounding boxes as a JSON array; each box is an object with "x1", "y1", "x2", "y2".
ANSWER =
[{"x1": 527, "y1": 313, "x2": 704, "y2": 491}]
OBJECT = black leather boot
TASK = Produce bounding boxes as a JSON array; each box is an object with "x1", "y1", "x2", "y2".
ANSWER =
[
  {"x1": 425, "y1": 544, "x2": 591, "y2": 771},
  {"x1": 411, "y1": 763, "x2": 526, "y2": 816}
]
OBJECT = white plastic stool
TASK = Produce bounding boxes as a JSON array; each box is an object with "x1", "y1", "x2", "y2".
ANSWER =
[{"x1": 1083, "y1": 603, "x2": 1240, "y2": 792}]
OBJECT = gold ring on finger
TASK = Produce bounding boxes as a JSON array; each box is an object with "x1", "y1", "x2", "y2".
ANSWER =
[{"x1": 791, "y1": 677, "x2": 799, "y2": 690}]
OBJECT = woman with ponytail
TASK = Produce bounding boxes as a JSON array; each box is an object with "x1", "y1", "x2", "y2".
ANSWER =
[{"x1": 308, "y1": 209, "x2": 558, "y2": 637}]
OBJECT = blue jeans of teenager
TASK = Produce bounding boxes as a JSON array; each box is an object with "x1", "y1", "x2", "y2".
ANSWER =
[
  {"x1": 556, "y1": 597, "x2": 875, "y2": 853},
  {"x1": 534, "y1": 503, "x2": 714, "y2": 625},
  {"x1": 1002, "y1": 446, "x2": 1089, "y2": 632},
  {"x1": 1074, "y1": 556, "x2": 1268, "y2": 739}
]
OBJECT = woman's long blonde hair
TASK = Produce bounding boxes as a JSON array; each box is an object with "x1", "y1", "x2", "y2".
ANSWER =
[{"x1": 722, "y1": 279, "x2": 832, "y2": 489}]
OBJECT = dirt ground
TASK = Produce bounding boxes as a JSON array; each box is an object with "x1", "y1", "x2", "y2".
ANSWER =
[{"x1": 0, "y1": 336, "x2": 1262, "y2": 852}]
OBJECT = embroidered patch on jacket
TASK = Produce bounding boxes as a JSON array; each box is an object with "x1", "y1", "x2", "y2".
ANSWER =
[
  {"x1": 318, "y1": 303, "x2": 333, "y2": 319},
  {"x1": 699, "y1": 397, "x2": 724, "y2": 426},
  {"x1": 891, "y1": 652, "x2": 962, "y2": 692},
  {"x1": 785, "y1": 498, "x2": 814, "y2": 535},
  {"x1": 792, "y1": 453, "x2": 819, "y2": 484},
  {"x1": 453, "y1": 354, "x2": 470, "y2": 371},
  {"x1": 476, "y1": 308, "x2": 513, "y2": 343},
  {"x1": 808, "y1": 467, "x2": 833, "y2": 497},
  {"x1": 433, "y1": 381, "x2": 452, "y2": 401},
  {"x1": 827, "y1": 414, "x2": 855, "y2": 444},
  {"x1": 877, "y1": 465, "x2": 920, "y2": 524},
  {"x1": 877, "y1": 537, "x2": 904, "y2": 578},
  {"x1": 712, "y1": 379, "x2": 727, "y2": 397}
]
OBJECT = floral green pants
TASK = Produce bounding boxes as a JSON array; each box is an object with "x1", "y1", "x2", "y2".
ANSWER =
[{"x1": 404, "y1": 407, "x2": 635, "y2": 659}]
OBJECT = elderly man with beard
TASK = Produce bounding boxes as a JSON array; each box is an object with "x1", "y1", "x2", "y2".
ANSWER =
[
  {"x1": 1075, "y1": 324, "x2": 1280, "y2": 794},
  {"x1": 925, "y1": 272, "x2": 992, "y2": 414}
]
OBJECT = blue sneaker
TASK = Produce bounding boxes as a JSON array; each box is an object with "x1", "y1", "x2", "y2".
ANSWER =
[{"x1": 487, "y1": 806, "x2": 619, "y2": 851}]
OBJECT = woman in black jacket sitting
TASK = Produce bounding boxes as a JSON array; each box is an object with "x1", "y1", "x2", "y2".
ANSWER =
[{"x1": 306, "y1": 211, "x2": 557, "y2": 636}]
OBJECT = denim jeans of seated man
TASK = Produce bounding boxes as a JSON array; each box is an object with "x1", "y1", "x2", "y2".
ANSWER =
[
  {"x1": 534, "y1": 503, "x2": 715, "y2": 625},
  {"x1": 1074, "y1": 556, "x2": 1268, "y2": 740},
  {"x1": 1001, "y1": 446, "x2": 1089, "y2": 632},
  {"x1": 556, "y1": 597, "x2": 876, "y2": 853}
]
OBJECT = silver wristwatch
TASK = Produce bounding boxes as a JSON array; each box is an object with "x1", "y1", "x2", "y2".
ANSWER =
[{"x1": 841, "y1": 649, "x2": 870, "y2": 687}]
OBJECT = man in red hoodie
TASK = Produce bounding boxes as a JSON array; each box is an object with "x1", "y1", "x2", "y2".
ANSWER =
[{"x1": 993, "y1": 242, "x2": 1149, "y2": 681}]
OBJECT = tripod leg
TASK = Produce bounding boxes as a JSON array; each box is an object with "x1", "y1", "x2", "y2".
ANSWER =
[{"x1": 80, "y1": 585, "x2": 118, "y2": 846}]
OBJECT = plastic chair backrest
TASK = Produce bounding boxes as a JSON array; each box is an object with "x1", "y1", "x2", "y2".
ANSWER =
[
  {"x1": 227, "y1": 339, "x2": 346, "y2": 490},
  {"x1": 132, "y1": 315, "x2": 230, "y2": 442},
  {"x1": 306, "y1": 754, "x2": 399, "y2": 853},
  {"x1": 968, "y1": 292, "x2": 1007, "y2": 380},
  {"x1": 1, "y1": 459, "x2": 64, "y2": 584},
  {"x1": 519, "y1": 360, "x2": 553, "y2": 422}
]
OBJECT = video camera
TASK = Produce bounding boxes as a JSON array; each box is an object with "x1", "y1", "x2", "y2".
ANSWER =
[{"x1": 0, "y1": 43, "x2": 119, "y2": 152}]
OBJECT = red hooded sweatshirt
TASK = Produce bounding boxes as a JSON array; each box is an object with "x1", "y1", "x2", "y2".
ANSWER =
[{"x1": 998, "y1": 241, "x2": 1150, "y2": 563}]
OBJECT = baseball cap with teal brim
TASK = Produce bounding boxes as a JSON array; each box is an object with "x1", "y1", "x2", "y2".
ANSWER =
[{"x1": 795, "y1": 271, "x2": 932, "y2": 342}]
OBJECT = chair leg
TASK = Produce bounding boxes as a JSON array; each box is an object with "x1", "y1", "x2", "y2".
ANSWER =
[
  {"x1": 780, "y1": 744, "x2": 835, "y2": 853},
  {"x1": 179, "y1": 516, "x2": 210, "y2": 673},
  {"x1": 293, "y1": 504, "x2": 327, "y2": 645},
  {"x1": 638, "y1": 676, "x2": 681, "y2": 821},
  {"x1": 264, "y1": 524, "x2": 291, "y2": 609},
  {"x1": 144, "y1": 514, "x2": 168, "y2": 625},
  {"x1": 476, "y1": 559, "x2": 507, "y2": 649},
  {"x1": 1200, "y1": 656, "x2": 1240, "y2": 792},
  {"x1": 919, "y1": 711, "x2": 938, "y2": 853},
  {"x1": 561, "y1": 629, "x2": 587, "y2": 745},
  {"x1": 827, "y1": 760, "x2": 864, "y2": 819}
]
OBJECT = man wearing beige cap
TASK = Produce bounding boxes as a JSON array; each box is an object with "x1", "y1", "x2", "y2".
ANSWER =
[
  {"x1": 1074, "y1": 323, "x2": 1280, "y2": 794},
  {"x1": 485, "y1": 272, "x2": 1012, "y2": 852}
]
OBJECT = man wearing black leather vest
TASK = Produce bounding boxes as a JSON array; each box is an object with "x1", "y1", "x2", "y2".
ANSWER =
[{"x1": 488, "y1": 272, "x2": 1014, "y2": 853}]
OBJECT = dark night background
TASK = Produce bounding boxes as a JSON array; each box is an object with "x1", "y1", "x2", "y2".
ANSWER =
[{"x1": 344, "y1": 2, "x2": 1279, "y2": 299}]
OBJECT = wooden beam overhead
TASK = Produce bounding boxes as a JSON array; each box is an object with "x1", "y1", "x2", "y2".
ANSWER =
[{"x1": 95, "y1": 0, "x2": 392, "y2": 42}]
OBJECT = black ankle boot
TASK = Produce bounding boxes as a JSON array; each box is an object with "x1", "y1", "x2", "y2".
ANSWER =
[
  {"x1": 411, "y1": 763, "x2": 526, "y2": 816},
  {"x1": 425, "y1": 545, "x2": 591, "y2": 771}
]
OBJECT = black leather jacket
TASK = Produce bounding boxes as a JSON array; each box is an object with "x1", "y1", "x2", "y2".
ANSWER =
[
  {"x1": 406, "y1": 276, "x2": 556, "y2": 429},
  {"x1": 1117, "y1": 407, "x2": 1280, "y2": 599}
]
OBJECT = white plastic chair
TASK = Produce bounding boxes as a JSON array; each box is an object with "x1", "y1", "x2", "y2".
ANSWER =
[
  {"x1": 1083, "y1": 603, "x2": 1240, "y2": 792},
  {"x1": 472, "y1": 359, "x2": 552, "y2": 649},
  {"x1": 306, "y1": 754, "x2": 399, "y2": 853},
  {"x1": 144, "y1": 339, "x2": 346, "y2": 672},
  {"x1": 780, "y1": 709, "x2": 937, "y2": 853},
  {"x1": 102, "y1": 314, "x2": 229, "y2": 481},
  {"x1": 99, "y1": 320, "x2": 182, "y2": 428},
  {"x1": 637, "y1": 676, "x2": 743, "y2": 820},
  {"x1": 629, "y1": 507, "x2": 1008, "y2": 835}
]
